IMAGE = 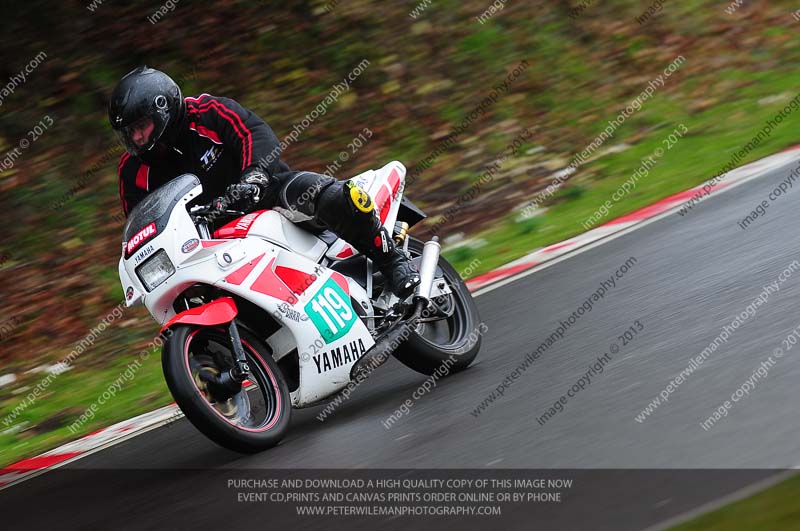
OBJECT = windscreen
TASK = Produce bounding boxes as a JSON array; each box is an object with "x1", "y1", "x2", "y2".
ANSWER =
[{"x1": 122, "y1": 173, "x2": 201, "y2": 244}]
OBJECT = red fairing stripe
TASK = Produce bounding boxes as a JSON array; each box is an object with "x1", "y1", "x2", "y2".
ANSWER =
[
  {"x1": 331, "y1": 272, "x2": 350, "y2": 295},
  {"x1": 250, "y1": 257, "x2": 295, "y2": 303},
  {"x1": 200, "y1": 240, "x2": 227, "y2": 248},
  {"x1": 274, "y1": 265, "x2": 317, "y2": 296},
  {"x1": 375, "y1": 185, "x2": 392, "y2": 223},
  {"x1": 335, "y1": 245, "x2": 354, "y2": 259},
  {"x1": 225, "y1": 253, "x2": 265, "y2": 285},
  {"x1": 214, "y1": 211, "x2": 267, "y2": 239},
  {"x1": 126, "y1": 222, "x2": 157, "y2": 255},
  {"x1": 160, "y1": 296, "x2": 238, "y2": 334},
  {"x1": 388, "y1": 168, "x2": 401, "y2": 196}
]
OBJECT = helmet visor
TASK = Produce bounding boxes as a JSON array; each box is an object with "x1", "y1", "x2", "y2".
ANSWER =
[{"x1": 114, "y1": 107, "x2": 170, "y2": 156}]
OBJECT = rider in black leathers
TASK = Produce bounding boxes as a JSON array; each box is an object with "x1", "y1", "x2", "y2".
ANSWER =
[{"x1": 110, "y1": 66, "x2": 419, "y2": 297}]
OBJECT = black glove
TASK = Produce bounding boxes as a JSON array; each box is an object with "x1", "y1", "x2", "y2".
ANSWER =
[
  {"x1": 240, "y1": 169, "x2": 274, "y2": 204},
  {"x1": 213, "y1": 170, "x2": 273, "y2": 213},
  {"x1": 224, "y1": 183, "x2": 261, "y2": 210}
]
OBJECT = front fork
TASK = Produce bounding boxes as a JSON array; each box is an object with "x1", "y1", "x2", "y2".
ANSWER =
[
  {"x1": 227, "y1": 320, "x2": 251, "y2": 380},
  {"x1": 198, "y1": 320, "x2": 251, "y2": 401}
]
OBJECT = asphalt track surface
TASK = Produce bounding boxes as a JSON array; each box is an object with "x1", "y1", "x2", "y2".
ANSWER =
[{"x1": 4, "y1": 157, "x2": 800, "y2": 530}]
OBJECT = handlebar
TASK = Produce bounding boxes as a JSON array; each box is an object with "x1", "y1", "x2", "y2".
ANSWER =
[
  {"x1": 189, "y1": 183, "x2": 259, "y2": 220},
  {"x1": 189, "y1": 204, "x2": 238, "y2": 215},
  {"x1": 189, "y1": 203, "x2": 245, "y2": 240},
  {"x1": 189, "y1": 203, "x2": 246, "y2": 219}
]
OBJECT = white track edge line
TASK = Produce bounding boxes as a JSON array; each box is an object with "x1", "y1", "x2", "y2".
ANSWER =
[
  {"x1": 473, "y1": 152, "x2": 800, "y2": 297},
  {"x1": 0, "y1": 406, "x2": 182, "y2": 492}
]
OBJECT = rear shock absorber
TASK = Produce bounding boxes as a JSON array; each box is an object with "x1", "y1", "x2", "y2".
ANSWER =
[{"x1": 393, "y1": 221, "x2": 409, "y2": 245}]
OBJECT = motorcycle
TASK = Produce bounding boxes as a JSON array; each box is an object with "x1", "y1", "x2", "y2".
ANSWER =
[{"x1": 118, "y1": 161, "x2": 481, "y2": 452}]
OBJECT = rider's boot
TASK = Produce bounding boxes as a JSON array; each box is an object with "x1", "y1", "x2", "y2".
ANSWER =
[
  {"x1": 316, "y1": 181, "x2": 420, "y2": 298},
  {"x1": 360, "y1": 223, "x2": 420, "y2": 299}
]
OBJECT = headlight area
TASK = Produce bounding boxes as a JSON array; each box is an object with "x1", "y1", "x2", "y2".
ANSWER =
[{"x1": 136, "y1": 249, "x2": 175, "y2": 292}]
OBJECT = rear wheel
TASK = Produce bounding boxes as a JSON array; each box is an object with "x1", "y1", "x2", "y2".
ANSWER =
[
  {"x1": 392, "y1": 238, "x2": 483, "y2": 375},
  {"x1": 162, "y1": 324, "x2": 291, "y2": 453}
]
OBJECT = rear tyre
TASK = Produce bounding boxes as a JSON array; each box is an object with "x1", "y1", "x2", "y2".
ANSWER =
[
  {"x1": 392, "y1": 238, "x2": 483, "y2": 375},
  {"x1": 162, "y1": 324, "x2": 291, "y2": 453}
]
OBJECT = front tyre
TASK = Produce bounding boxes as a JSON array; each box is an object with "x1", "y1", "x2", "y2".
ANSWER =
[
  {"x1": 392, "y1": 238, "x2": 483, "y2": 375},
  {"x1": 162, "y1": 324, "x2": 291, "y2": 453}
]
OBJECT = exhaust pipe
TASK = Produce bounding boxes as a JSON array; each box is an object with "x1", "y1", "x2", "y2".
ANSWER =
[
  {"x1": 415, "y1": 237, "x2": 441, "y2": 300},
  {"x1": 350, "y1": 238, "x2": 441, "y2": 381}
]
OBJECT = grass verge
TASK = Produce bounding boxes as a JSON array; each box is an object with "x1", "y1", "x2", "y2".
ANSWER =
[
  {"x1": 444, "y1": 66, "x2": 800, "y2": 276},
  {"x1": 666, "y1": 473, "x2": 800, "y2": 531},
  {"x1": 0, "y1": 351, "x2": 171, "y2": 467}
]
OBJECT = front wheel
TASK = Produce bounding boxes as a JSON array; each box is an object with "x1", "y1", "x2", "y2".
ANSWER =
[
  {"x1": 162, "y1": 324, "x2": 291, "y2": 453},
  {"x1": 392, "y1": 238, "x2": 483, "y2": 375}
]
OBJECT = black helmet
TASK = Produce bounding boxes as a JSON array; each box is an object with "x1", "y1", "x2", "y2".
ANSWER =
[{"x1": 108, "y1": 66, "x2": 183, "y2": 156}]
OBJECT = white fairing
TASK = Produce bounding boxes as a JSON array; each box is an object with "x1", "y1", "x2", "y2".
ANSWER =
[
  {"x1": 119, "y1": 256, "x2": 144, "y2": 307},
  {"x1": 243, "y1": 211, "x2": 328, "y2": 262},
  {"x1": 118, "y1": 162, "x2": 408, "y2": 407}
]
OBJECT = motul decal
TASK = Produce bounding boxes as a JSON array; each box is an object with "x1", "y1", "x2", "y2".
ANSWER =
[{"x1": 126, "y1": 223, "x2": 157, "y2": 256}]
